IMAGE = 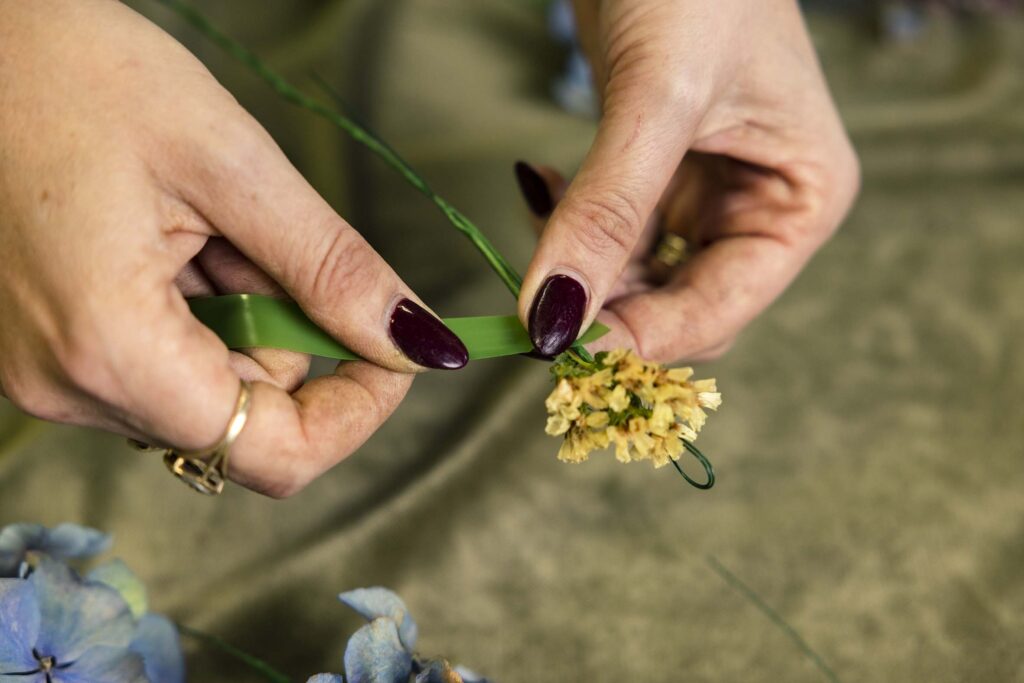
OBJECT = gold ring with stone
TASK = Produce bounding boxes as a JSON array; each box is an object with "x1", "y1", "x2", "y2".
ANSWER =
[
  {"x1": 148, "y1": 381, "x2": 252, "y2": 496},
  {"x1": 654, "y1": 232, "x2": 689, "y2": 269}
]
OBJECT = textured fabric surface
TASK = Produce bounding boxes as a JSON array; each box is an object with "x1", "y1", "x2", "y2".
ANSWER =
[{"x1": 2, "y1": 2, "x2": 1022, "y2": 681}]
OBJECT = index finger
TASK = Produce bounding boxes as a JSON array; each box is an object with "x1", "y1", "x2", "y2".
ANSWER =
[{"x1": 601, "y1": 235, "x2": 803, "y2": 363}]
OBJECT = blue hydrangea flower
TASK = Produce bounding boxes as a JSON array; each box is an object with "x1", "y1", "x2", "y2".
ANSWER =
[
  {"x1": 0, "y1": 524, "x2": 111, "y2": 578},
  {"x1": 548, "y1": 0, "x2": 598, "y2": 118},
  {"x1": 306, "y1": 587, "x2": 490, "y2": 683},
  {"x1": 0, "y1": 552, "x2": 183, "y2": 682}
]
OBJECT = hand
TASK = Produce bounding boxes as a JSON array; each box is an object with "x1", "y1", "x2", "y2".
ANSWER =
[
  {"x1": 516, "y1": 0, "x2": 859, "y2": 362},
  {"x1": 0, "y1": 0, "x2": 468, "y2": 497}
]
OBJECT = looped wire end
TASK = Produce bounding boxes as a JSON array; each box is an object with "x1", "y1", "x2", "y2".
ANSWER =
[{"x1": 672, "y1": 439, "x2": 715, "y2": 490}]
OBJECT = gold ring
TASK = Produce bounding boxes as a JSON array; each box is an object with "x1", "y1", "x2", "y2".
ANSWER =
[
  {"x1": 162, "y1": 381, "x2": 253, "y2": 496},
  {"x1": 654, "y1": 232, "x2": 689, "y2": 268}
]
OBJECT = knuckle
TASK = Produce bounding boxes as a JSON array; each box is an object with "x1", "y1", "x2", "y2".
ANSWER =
[
  {"x1": 372, "y1": 371, "x2": 414, "y2": 414},
  {"x1": 2, "y1": 368, "x2": 76, "y2": 421},
  {"x1": 4, "y1": 376, "x2": 68, "y2": 422},
  {"x1": 637, "y1": 333, "x2": 678, "y2": 366},
  {"x1": 206, "y1": 108, "x2": 272, "y2": 168},
  {"x1": 303, "y1": 227, "x2": 381, "y2": 308},
  {"x1": 247, "y1": 440, "x2": 314, "y2": 500},
  {"x1": 261, "y1": 476, "x2": 308, "y2": 500},
  {"x1": 51, "y1": 329, "x2": 119, "y2": 404},
  {"x1": 697, "y1": 338, "x2": 734, "y2": 362},
  {"x1": 344, "y1": 369, "x2": 410, "y2": 434},
  {"x1": 561, "y1": 191, "x2": 643, "y2": 259}
]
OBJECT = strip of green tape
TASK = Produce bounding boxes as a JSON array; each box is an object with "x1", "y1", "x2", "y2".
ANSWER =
[{"x1": 188, "y1": 294, "x2": 608, "y2": 361}]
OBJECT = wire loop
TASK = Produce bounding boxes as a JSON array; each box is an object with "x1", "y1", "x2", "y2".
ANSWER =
[{"x1": 672, "y1": 440, "x2": 715, "y2": 490}]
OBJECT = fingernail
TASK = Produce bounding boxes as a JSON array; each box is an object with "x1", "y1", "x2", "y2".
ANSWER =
[
  {"x1": 390, "y1": 299, "x2": 469, "y2": 370},
  {"x1": 528, "y1": 274, "x2": 587, "y2": 357},
  {"x1": 514, "y1": 161, "x2": 554, "y2": 217}
]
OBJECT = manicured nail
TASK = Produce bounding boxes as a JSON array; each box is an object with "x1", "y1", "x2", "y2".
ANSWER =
[
  {"x1": 528, "y1": 274, "x2": 587, "y2": 357},
  {"x1": 514, "y1": 161, "x2": 554, "y2": 217},
  {"x1": 390, "y1": 299, "x2": 469, "y2": 370}
]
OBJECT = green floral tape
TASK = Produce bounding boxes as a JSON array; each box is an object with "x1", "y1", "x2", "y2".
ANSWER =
[{"x1": 188, "y1": 294, "x2": 609, "y2": 361}]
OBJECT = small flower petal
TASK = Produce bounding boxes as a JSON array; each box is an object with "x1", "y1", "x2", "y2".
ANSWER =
[
  {"x1": 0, "y1": 578, "x2": 40, "y2": 675},
  {"x1": 52, "y1": 645, "x2": 147, "y2": 683},
  {"x1": 648, "y1": 403, "x2": 674, "y2": 436},
  {"x1": 30, "y1": 558, "x2": 134, "y2": 664},
  {"x1": 87, "y1": 560, "x2": 147, "y2": 619},
  {"x1": 0, "y1": 524, "x2": 110, "y2": 578},
  {"x1": 343, "y1": 618, "x2": 413, "y2": 683},
  {"x1": 338, "y1": 588, "x2": 417, "y2": 651},
  {"x1": 698, "y1": 392, "x2": 722, "y2": 410},
  {"x1": 130, "y1": 614, "x2": 185, "y2": 683},
  {"x1": 545, "y1": 415, "x2": 571, "y2": 436},
  {"x1": 665, "y1": 367, "x2": 694, "y2": 383},
  {"x1": 608, "y1": 385, "x2": 630, "y2": 413}
]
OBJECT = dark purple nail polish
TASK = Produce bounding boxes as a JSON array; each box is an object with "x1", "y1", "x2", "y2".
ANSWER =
[
  {"x1": 514, "y1": 161, "x2": 554, "y2": 217},
  {"x1": 528, "y1": 274, "x2": 587, "y2": 357},
  {"x1": 390, "y1": 299, "x2": 469, "y2": 370}
]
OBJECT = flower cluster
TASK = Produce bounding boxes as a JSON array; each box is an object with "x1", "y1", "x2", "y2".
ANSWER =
[
  {"x1": 0, "y1": 523, "x2": 184, "y2": 683},
  {"x1": 309, "y1": 587, "x2": 490, "y2": 683},
  {"x1": 0, "y1": 525, "x2": 489, "y2": 683},
  {"x1": 545, "y1": 349, "x2": 721, "y2": 467}
]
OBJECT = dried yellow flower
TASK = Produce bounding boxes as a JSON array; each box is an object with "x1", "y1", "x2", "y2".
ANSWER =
[{"x1": 545, "y1": 349, "x2": 721, "y2": 468}]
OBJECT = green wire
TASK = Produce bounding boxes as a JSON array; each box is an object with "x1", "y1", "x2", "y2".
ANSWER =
[
  {"x1": 178, "y1": 624, "x2": 293, "y2": 683},
  {"x1": 706, "y1": 557, "x2": 842, "y2": 683},
  {"x1": 154, "y1": 0, "x2": 522, "y2": 299}
]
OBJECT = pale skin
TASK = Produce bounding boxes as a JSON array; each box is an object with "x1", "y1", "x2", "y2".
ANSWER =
[
  {"x1": 517, "y1": 0, "x2": 860, "y2": 362},
  {"x1": 0, "y1": 0, "x2": 857, "y2": 497}
]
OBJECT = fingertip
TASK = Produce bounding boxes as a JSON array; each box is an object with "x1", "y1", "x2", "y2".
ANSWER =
[
  {"x1": 526, "y1": 272, "x2": 588, "y2": 356},
  {"x1": 388, "y1": 298, "x2": 469, "y2": 371}
]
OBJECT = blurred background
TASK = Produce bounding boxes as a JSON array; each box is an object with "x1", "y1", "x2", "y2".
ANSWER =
[{"x1": 2, "y1": 1, "x2": 1022, "y2": 681}]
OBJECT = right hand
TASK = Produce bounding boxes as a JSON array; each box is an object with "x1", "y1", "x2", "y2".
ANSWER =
[{"x1": 0, "y1": 0, "x2": 468, "y2": 497}]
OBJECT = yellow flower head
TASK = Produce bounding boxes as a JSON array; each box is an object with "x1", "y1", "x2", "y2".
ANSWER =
[{"x1": 544, "y1": 349, "x2": 721, "y2": 467}]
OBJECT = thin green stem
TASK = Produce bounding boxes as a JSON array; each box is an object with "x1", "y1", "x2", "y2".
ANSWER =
[
  {"x1": 178, "y1": 624, "x2": 293, "y2": 683},
  {"x1": 706, "y1": 556, "x2": 841, "y2": 683},
  {"x1": 154, "y1": 0, "x2": 522, "y2": 298}
]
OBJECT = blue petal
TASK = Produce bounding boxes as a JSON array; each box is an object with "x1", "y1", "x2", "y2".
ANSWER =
[
  {"x1": 0, "y1": 579, "x2": 40, "y2": 675},
  {"x1": 130, "y1": 614, "x2": 185, "y2": 683},
  {"x1": 343, "y1": 618, "x2": 413, "y2": 683},
  {"x1": 338, "y1": 588, "x2": 418, "y2": 651},
  {"x1": 0, "y1": 524, "x2": 44, "y2": 577},
  {"x1": 547, "y1": 0, "x2": 577, "y2": 42},
  {"x1": 30, "y1": 559, "x2": 134, "y2": 663},
  {"x1": 0, "y1": 524, "x2": 110, "y2": 578},
  {"x1": 306, "y1": 675, "x2": 345, "y2": 683},
  {"x1": 38, "y1": 525, "x2": 111, "y2": 563},
  {"x1": 87, "y1": 560, "x2": 148, "y2": 619},
  {"x1": 52, "y1": 646, "x2": 148, "y2": 683}
]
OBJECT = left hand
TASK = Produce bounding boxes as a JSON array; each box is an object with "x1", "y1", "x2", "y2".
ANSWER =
[{"x1": 515, "y1": 0, "x2": 860, "y2": 362}]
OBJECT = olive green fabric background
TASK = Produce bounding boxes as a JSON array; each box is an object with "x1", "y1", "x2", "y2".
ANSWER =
[{"x1": 2, "y1": 2, "x2": 1023, "y2": 681}]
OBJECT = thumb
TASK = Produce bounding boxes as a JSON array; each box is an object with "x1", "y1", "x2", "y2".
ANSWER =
[
  {"x1": 176, "y1": 115, "x2": 468, "y2": 373},
  {"x1": 517, "y1": 56, "x2": 706, "y2": 356}
]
